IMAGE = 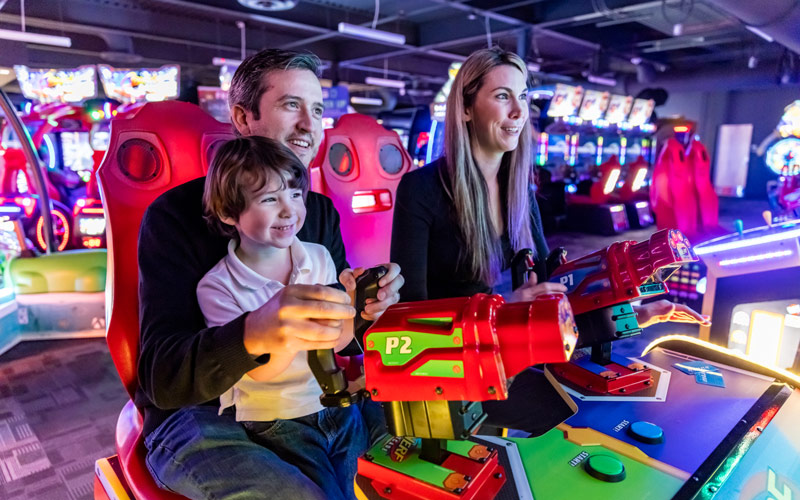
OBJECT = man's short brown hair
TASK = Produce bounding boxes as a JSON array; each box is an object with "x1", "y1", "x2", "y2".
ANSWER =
[
  {"x1": 203, "y1": 136, "x2": 309, "y2": 239},
  {"x1": 228, "y1": 48, "x2": 321, "y2": 122}
]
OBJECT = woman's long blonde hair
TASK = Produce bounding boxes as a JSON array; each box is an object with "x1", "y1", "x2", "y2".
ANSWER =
[{"x1": 442, "y1": 47, "x2": 534, "y2": 285}]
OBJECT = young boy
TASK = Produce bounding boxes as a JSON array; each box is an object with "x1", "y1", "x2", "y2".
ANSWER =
[{"x1": 197, "y1": 136, "x2": 362, "y2": 496}]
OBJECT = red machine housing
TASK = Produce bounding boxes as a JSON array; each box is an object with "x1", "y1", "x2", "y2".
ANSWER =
[
  {"x1": 363, "y1": 293, "x2": 577, "y2": 403},
  {"x1": 310, "y1": 113, "x2": 414, "y2": 268},
  {"x1": 548, "y1": 228, "x2": 697, "y2": 316}
]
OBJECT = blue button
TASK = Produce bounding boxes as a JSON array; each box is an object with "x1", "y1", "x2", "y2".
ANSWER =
[{"x1": 627, "y1": 421, "x2": 664, "y2": 444}]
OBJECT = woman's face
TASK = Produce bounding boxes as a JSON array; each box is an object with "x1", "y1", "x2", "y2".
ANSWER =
[{"x1": 465, "y1": 64, "x2": 529, "y2": 161}]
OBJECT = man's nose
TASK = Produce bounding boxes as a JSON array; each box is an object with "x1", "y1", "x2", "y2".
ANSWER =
[{"x1": 296, "y1": 107, "x2": 313, "y2": 132}]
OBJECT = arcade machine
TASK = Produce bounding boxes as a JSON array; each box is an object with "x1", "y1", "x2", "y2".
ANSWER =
[
  {"x1": 309, "y1": 113, "x2": 414, "y2": 268},
  {"x1": 695, "y1": 211, "x2": 800, "y2": 372},
  {"x1": 426, "y1": 62, "x2": 461, "y2": 164},
  {"x1": 353, "y1": 228, "x2": 800, "y2": 499},
  {"x1": 79, "y1": 64, "x2": 181, "y2": 249},
  {"x1": 1, "y1": 65, "x2": 99, "y2": 251},
  {"x1": 544, "y1": 85, "x2": 630, "y2": 235},
  {"x1": 0, "y1": 88, "x2": 106, "y2": 355},
  {"x1": 760, "y1": 100, "x2": 800, "y2": 218},
  {"x1": 616, "y1": 98, "x2": 657, "y2": 228}
]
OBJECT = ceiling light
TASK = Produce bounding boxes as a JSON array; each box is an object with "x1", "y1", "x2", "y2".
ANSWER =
[
  {"x1": 587, "y1": 74, "x2": 617, "y2": 87},
  {"x1": 0, "y1": 68, "x2": 10, "y2": 75},
  {"x1": 630, "y1": 56, "x2": 642, "y2": 65},
  {"x1": 746, "y1": 26, "x2": 774, "y2": 43},
  {"x1": 350, "y1": 96, "x2": 383, "y2": 106},
  {"x1": 748, "y1": 55, "x2": 758, "y2": 69},
  {"x1": 212, "y1": 57, "x2": 243, "y2": 67},
  {"x1": 365, "y1": 76, "x2": 405, "y2": 89},
  {"x1": 672, "y1": 23, "x2": 683, "y2": 36},
  {"x1": 0, "y1": 28, "x2": 71, "y2": 48},
  {"x1": 337, "y1": 23, "x2": 406, "y2": 45},
  {"x1": 526, "y1": 62, "x2": 541, "y2": 73},
  {"x1": 237, "y1": 0, "x2": 297, "y2": 11}
]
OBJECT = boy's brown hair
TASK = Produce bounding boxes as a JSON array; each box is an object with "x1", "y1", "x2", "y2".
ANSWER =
[{"x1": 203, "y1": 136, "x2": 309, "y2": 239}]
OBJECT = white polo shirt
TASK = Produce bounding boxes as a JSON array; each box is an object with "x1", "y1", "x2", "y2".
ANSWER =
[{"x1": 197, "y1": 237, "x2": 337, "y2": 422}]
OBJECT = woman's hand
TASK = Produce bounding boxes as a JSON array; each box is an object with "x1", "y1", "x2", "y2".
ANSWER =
[
  {"x1": 634, "y1": 299, "x2": 711, "y2": 329},
  {"x1": 509, "y1": 272, "x2": 568, "y2": 303}
]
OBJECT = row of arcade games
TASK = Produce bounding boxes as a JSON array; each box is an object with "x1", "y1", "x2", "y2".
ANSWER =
[
  {"x1": 0, "y1": 63, "x2": 179, "y2": 252},
  {"x1": 533, "y1": 84, "x2": 658, "y2": 235}
]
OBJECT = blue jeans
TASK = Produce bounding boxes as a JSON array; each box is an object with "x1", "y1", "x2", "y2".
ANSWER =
[{"x1": 144, "y1": 400, "x2": 386, "y2": 500}]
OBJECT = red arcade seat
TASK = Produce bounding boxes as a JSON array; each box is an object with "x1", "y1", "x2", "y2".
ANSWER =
[
  {"x1": 650, "y1": 137, "x2": 699, "y2": 240},
  {"x1": 687, "y1": 139, "x2": 723, "y2": 238},
  {"x1": 94, "y1": 101, "x2": 232, "y2": 500},
  {"x1": 309, "y1": 113, "x2": 413, "y2": 268}
]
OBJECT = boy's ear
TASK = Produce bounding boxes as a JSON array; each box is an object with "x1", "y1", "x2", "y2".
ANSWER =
[{"x1": 220, "y1": 215, "x2": 237, "y2": 227}]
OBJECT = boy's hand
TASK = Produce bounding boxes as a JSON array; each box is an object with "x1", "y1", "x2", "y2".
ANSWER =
[
  {"x1": 243, "y1": 284, "x2": 355, "y2": 356},
  {"x1": 339, "y1": 263, "x2": 403, "y2": 321}
]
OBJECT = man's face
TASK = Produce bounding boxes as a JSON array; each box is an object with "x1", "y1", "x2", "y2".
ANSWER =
[{"x1": 233, "y1": 68, "x2": 324, "y2": 167}]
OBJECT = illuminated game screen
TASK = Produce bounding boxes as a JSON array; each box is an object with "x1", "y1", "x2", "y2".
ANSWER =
[
  {"x1": 14, "y1": 65, "x2": 97, "y2": 104},
  {"x1": 59, "y1": 132, "x2": 94, "y2": 175},
  {"x1": 547, "y1": 84, "x2": 584, "y2": 118},
  {"x1": 766, "y1": 137, "x2": 800, "y2": 175},
  {"x1": 627, "y1": 98, "x2": 656, "y2": 127},
  {"x1": 198, "y1": 86, "x2": 230, "y2": 123},
  {"x1": 604, "y1": 94, "x2": 634, "y2": 124},
  {"x1": 98, "y1": 64, "x2": 180, "y2": 103},
  {"x1": 578, "y1": 90, "x2": 610, "y2": 121},
  {"x1": 727, "y1": 300, "x2": 800, "y2": 370}
]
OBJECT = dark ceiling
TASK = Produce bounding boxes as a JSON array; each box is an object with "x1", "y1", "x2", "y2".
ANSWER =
[{"x1": 0, "y1": 0, "x2": 798, "y2": 104}]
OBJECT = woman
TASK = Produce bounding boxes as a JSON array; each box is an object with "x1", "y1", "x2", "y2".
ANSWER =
[{"x1": 391, "y1": 47, "x2": 708, "y2": 328}]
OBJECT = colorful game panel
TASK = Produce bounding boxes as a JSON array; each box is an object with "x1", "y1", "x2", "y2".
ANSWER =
[
  {"x1": 578, "y1": 90, "x2": 610, "y2": 121},
  {"x1": 548, "y1": 84, "x2": 585, "y2": 118},
  {"x1": 605, "y1": 94, "x2": 634, "y2": 124},
  {"x1": 98, "y1": 64, "x2": 180, "y2": 103},
  {"x1": 13, "y1": 65, "x2": 97, "y2": 104}
]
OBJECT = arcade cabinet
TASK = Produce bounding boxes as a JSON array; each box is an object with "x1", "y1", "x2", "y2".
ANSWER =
[
  {"x1": 761, "y1": 100, "x2": 800, "y2": 218},
  {"x1": 426, "y1": 62, "x2": 461, "y2": 164},
  {"x1": 696, "y1": 211, "x2": 800, "y2": 372},
  {"x1": 309, "y1": 113, "x2": 414, "y2": 269}
]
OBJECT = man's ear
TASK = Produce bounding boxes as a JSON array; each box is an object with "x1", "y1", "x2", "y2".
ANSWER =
[{"x1": 230, "y1": 105, "x2": 251, "y2": 136}]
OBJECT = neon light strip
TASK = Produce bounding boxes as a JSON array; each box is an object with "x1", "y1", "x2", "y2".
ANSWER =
[
  {"x1": 695, "y1": 227, "x2": 800, "y2": 255},
  {"x1": 425, "y1": 120, "x2": 437, "y2": 165},
  {"x1": 719, "y1": 249, "x2": 793, "y2": 266}
]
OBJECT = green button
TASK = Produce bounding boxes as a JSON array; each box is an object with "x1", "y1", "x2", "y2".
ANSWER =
[
  {"x1": 628, "y1": 421, "x2": 664, "y2": 444},
  {"x1": 585, "y1": 454, "x2": 626, "y2": 483}
]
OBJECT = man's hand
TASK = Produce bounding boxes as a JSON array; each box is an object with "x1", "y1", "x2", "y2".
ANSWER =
[
  {"x1": 243, "y1": 284, "x2": 355, "y2": 356},
  {"x1": 509, "y1": 272, "x2": 568, "y2": 303},
  {"x1": 339, "y1": 263, "x2": 403, "y2": 320},
  {"x1": 634, "y1": 299, "x2": 711, "y2": 329}
]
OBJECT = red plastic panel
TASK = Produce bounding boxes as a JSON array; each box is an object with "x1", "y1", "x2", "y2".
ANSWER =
[
  {"x1": 651, "y1": 138, "x2": 699, "y2": 238},
  {"x1": 687, "y1": 139, "x2": 720, "y2": 234},
  {"x1": 310, "y1": 114, "x2": 413, "y2": 268},
  {"x1": 97, "y1": 101, "x2": 233, "y2": 398}
]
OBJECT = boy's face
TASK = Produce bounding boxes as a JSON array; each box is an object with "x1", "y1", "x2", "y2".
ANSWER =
[
  {"x1": 232, "y1": 68, "x2": 324, "y2": 167},
  {"x1": 233, "y1": 174, "x2": 307, "y2": 251}
]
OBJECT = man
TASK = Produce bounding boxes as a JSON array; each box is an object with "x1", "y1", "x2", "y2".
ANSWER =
[{"x1": 137, "y1": 49, "x2": 403, "y2": 500}]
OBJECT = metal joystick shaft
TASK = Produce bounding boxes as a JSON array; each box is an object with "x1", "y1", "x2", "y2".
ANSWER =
[{"x1": 308, "y1": 266, "x2": 387, "y2": 407}]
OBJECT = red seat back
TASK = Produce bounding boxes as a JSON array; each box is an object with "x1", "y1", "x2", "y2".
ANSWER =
[
  {"x1": 588, "y1": 155, "x2": 622, "y2": 203},
  {"x1": 687, "y1": 139, "x2": 719, "y2": 232},
  {"x1": 310, "y1": 114, "x2": 413, "y2": 268},
  {"x1": 651, "y1": 137, "x2": 698, "y2": 239},
  {"x1": 617, "y1": 156, "x2": 649, "y2": 202},
  {"x1": 98, "y1": 101, "x2": 233, "y2": 398}
]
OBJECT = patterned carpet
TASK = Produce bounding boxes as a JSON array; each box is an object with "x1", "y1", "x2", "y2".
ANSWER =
[{"x1": 0, "y1": 339, "x2": 127, "y2": 500}]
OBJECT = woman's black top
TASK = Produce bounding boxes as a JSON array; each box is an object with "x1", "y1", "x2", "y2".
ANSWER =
[{"x1": 391, "y1": 157, "x2": 549, "y2": 302}]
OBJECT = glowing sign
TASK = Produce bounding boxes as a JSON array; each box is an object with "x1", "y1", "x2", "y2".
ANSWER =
[
  {"x1": 98, "y1": 64, "x2": 180, "y2": 103},
  {"x1": 747, "y1": 310, "x2": 784, "y2": 366},
  {"x1": 547, "y1": 84, "x2": 584, "y2": 118},
  {"x1": 604, "y1": 94, "x2": 634, "y2": 124},
  {"x1": 627, "y1": 98, "x2": 655, "y2": 127},
  {"x1": 14, "y1": 65, "x2": 97, "y2": 103},
  {"x1": 777, "y1": 100, "x2": 800, "y2": 138},
  {"x1": 578, "y1": 90, "x2": 610, "y2": 121},
  {"x1": 765, "y1": 137, "x2": 800, "y2": 175}
]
